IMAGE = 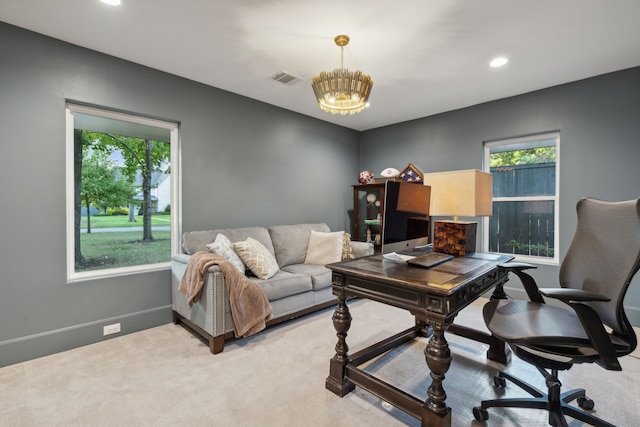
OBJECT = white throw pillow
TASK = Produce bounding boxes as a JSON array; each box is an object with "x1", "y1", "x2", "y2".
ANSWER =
[
  {"x1": 206, "y1": 233, "x2": 245, "y2": 274},
  {"x1": 304, "y1": 230, "x2": 345, "y2": 265},
  {"x1": 233, "y1": 237, "x2": 280, "y2": 280}
]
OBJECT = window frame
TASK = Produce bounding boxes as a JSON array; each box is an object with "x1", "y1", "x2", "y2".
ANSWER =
[
  {"x1": 482, "y1": 132, "x2": 560, "y2": 265},
  {"x1": 65, "y1": 103, "x2": 181, "y2": 282}
]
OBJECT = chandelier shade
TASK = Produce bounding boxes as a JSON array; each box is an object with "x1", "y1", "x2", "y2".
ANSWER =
[{"x1": 311, "y1": 35, "x2": 373, "y2": 115}]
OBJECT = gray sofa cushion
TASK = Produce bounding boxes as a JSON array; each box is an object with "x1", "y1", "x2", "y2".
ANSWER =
[
  {"x1": 268, "y1": 223, "x2": 330, "y2": 267},
  {"x1": 249, "y1": 270, "x2": 312, "y2": 301},
  {"x1": 281, "y1": 264, "x2": 332, "y2": 291},
  {"x1": 181, "y1": 226, "x2": 275, "y2": 256}
]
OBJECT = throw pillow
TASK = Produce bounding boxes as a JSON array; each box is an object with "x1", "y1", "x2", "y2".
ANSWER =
[
  {"x1": 205, "y1": 233, "x2": 245, "y2": 274},
  {"x1": 342, "y1": 232, "x2": 355, "y2": 260},
  {"x1": 304, "y1": 230, "x2": 345, "y2": 265},
  {"x1": 268, "y1": 223, "x2": 330, "y2": 267},
  {"x1": 233, "y1": 237, "x2": 280, "y2": 280}
]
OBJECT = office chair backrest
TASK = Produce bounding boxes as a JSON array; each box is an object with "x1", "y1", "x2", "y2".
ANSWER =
[{"x1": 559, "y1": 197, "x2": 640, "y2": 340}]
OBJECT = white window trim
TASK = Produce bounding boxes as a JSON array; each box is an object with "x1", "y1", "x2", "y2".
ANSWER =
[
  {"x1": 482, "y1": 132, "x2": 560, "y2": 265},
  {"x1": 65, "y1": 103, "x2": 181, "y2": 282}
]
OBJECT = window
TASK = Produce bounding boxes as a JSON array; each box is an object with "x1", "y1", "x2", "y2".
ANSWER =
[
  {"x1": 483, "y1": 132, "x2": 559, "y2": 264},
  {"x1": 66, "y1": 103, "x2": 180, "y2": 281}
]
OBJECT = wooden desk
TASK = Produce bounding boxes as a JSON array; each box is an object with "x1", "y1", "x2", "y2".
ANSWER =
[{"x1": 325, "y1": 251, "x2": 514, "y2": 427}]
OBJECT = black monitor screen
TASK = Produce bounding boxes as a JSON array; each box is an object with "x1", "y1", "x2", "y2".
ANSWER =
[{"x1": 382, "y1": 181, "x2": 431, "y2": 253}]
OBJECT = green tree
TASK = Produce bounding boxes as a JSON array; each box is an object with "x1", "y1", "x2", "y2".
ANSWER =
[
  {"x1": 81, "y1": 149, "x2": 134, "y2": 233},
  {"x1": 74, "y1": 129, "x2": 84, "y2": 264},
  {"x1": 113, "y1": 137, "x2": 170, "y2": 241},
  {"x1": 490, "y1": 146, "x2": 556, "y2": 167},
  {"x1": 84, "y1": 134, "x2": 170, "y2": 242},
  {"x1": 73, "y1": 129, "x2": 170, "y2": 268}
]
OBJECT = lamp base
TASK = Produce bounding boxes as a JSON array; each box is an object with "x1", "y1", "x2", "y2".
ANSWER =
[{"x1": 433, "y1": 221, "x2": 477, "y2": 257}]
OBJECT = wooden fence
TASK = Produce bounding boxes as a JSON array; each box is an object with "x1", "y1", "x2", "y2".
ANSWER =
[{"x1": 489, "y1": 163, "x2": 555, "y2": 258}]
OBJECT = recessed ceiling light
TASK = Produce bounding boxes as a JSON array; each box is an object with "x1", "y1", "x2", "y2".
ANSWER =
[
  {"x1": 490, "y1": 57, "x2": 509, "y2": 67},
  {"x1": 100, "y1": 0, "x2": 121, "y2": 6}
]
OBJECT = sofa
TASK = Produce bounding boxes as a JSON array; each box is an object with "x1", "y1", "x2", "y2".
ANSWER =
[{"x1": 171, "y1": 223, "x2": 373, "y2": 353}]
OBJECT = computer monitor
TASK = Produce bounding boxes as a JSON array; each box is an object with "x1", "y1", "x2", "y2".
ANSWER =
[{"x1": 381, "y1": 181, "x2": 431, "y2": 254}]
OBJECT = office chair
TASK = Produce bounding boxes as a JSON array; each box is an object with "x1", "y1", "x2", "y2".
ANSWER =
[{"x1": 473, "y1": 197, "x2": 640, "y2": 427}]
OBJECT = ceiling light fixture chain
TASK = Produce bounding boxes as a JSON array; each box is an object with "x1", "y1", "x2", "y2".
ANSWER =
[
  {"x1": 336, "y1": 34, "x2": 348, "y2": 69},
  {"x1": 311, "y1": 34, "x2": 373, "y2": 116}
]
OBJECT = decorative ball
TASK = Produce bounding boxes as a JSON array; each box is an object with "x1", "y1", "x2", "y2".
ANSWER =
[
  {"x1": 380, "y1": 167, "x2": 400, "y2": 178},
  {"x1": 358, "y1": 170, "x2": 374, "y2": 184}
]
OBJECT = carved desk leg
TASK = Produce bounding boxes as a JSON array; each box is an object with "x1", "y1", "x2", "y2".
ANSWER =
[
  {"x1": 422, "y1": 318, "x2": 452, "y2": 427},
  {"x1": 325, "y1": 287, "x2": 355, "y2": 396},
  {"x1": 415, "y1": 317, "x2": 431, "y2": 338}
]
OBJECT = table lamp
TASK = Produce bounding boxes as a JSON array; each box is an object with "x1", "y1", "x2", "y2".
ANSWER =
[{"x1": 422, "y1": 169, "x2": 492, "y2": 257}]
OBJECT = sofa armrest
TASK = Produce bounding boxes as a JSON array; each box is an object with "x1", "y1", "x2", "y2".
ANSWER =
[
  {"x1": 172, "y1": 253, "x2": 223, "y2": 273},
  {"x1": 172, "y1": 253, "x2": 191, "y2": 263},
  {"x1": 351, "y1": 241, "x2": 374, "y2": 257},
  {"x1": 171, "y1": 254, "x2": 233, "y2": 339}
]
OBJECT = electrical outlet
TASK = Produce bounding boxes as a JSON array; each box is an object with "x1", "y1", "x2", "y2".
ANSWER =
[{"x1": 103, "y1": 323, "x2": 121, "y2": 336}]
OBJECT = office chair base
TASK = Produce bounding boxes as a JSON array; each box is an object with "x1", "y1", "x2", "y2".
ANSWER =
[{"x1": 472, "y1": 371, "x2": 615, "y2": 427}]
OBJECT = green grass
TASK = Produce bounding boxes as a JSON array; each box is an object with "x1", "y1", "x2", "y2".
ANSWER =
[
  {"x1": 81, "y1": 214, "x2": 171, "y2": 229},
  {"x1": 76, "y1": 229, "x2": 171, "y2": 272}
]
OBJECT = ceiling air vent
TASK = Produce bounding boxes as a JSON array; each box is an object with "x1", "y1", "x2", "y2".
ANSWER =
[{"x1": 271, "y1": 71, "x2": 300, "y2": 85}]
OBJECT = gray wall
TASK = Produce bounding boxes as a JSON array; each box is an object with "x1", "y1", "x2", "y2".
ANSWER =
[
  {"x1": 0, "y1": 22, "x2": 359, "y2": 367},
  {"x1": 360, "y1": 67, "x2": 640, "y2": 324},
  {"x1": 2, "y1": 21, "x2": 639, "y2": 367}
]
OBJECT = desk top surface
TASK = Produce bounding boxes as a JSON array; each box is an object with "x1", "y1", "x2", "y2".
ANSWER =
[{"x1": 328, "y1": 251, "x2": 513, "y2": 295}]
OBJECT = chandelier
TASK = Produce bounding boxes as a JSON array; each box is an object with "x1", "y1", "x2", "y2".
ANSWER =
[{"x1": 311, "y1": 35, "x2": 373, "y2": 115}]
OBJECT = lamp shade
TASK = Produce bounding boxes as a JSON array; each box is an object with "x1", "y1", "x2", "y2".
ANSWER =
[{"x1": 422, "y1": 169, "x2": 493, "y2": 218}]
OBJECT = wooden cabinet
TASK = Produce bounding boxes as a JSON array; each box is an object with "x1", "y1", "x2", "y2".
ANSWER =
[
  {"x1": 353, "y1": 181, "x2": 432, "y2": 253},
  {"x1": 352, "y1": 184, "x2": 386, "y2": 250}
]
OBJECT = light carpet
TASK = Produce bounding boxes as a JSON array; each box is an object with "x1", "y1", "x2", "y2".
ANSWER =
[{"x1": 1, "y1": 298, "x2": 638, "y2": 426}]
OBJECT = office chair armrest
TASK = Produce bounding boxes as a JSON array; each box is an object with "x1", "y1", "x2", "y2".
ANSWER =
[
  {"x1": 498, "y1": 262, "x2": 544, "y2": 303},
  {"x1": 498, "y1": 261, "x2": 537, "y2": 271},
  {"x1": 538, "y1": 288, "x2": 611, "y2": 303},
  {"x1": 539, "y1": 288, "x2": 620, "y2": 370}
]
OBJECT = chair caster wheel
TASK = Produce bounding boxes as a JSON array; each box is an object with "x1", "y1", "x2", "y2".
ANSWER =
[
  {"x1": 473, "y1": 406, "x2": 489, "y2": 421},
  {"x1": 493, "y1": 375, "x2": 506, "y2": 388},
  {"x1": 577, "y1": 396, "x2": 595, "y2": 411}
]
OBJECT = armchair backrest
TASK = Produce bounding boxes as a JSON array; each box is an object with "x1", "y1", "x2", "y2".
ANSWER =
[{"x1": 559, "y1": 197, "x2": 640, "y2": 343}]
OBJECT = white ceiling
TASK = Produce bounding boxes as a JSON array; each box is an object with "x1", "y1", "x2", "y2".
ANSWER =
[{"x1": 2, "y1": 0, "x2": 640, "y2": 131}]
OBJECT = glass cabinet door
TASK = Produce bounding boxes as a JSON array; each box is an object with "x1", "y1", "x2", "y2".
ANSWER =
[{"x1": 352, "y1": 184, "x2": 385, "y2": 250}]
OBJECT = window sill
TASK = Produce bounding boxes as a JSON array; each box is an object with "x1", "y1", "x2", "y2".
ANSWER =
[{"x1": 67, "y1": 262, "x2": 170, "y2": 283}]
